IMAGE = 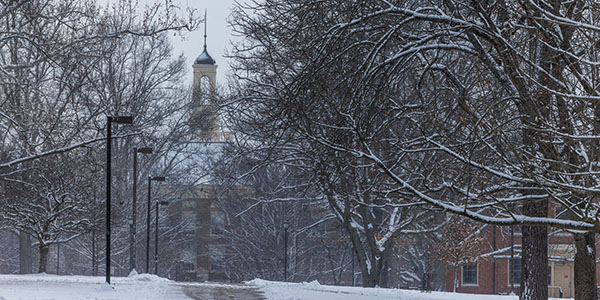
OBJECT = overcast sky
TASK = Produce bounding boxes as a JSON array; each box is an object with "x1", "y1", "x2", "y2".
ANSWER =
[
  {"x1": 171, "y1": 0, "x2": 237, "y2": 85},
  {"x1": 100, "y1": 0, "x2": 238, "y2": 86}
]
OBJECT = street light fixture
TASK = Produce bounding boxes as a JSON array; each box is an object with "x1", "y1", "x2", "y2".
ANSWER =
[
  {"x1": 131, "y1": 146, "x2": 153, "y2": 272},
  {"x1": 146, "y1": 175, "x2": 165, "y2": 273},
  {"x1": 106, "y1": 115, "x2": 133, "y2": 284},
  {"x1": 155, "y1": 200, "x2": 169, "y2": 275}
]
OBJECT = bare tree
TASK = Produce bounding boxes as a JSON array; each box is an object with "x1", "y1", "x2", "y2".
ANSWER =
[
  {"x1": 432, "y1": 218, "x2": 489, "y2": 292},
  {"x1": 0, "y1": 0, "x2": 199, "y2": 274},
  {"x1": 210, "y1": 149, "x2": 358, "y2": 284},
  {"x1": 227, "y1": 1, "x2": 600, "y2": 299}
]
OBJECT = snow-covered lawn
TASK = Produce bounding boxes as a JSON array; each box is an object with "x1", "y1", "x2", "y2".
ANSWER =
[
  {"x1": 0, "y1": 273, "x2": 189, "y2": 300},
  {"x1": 248, "y1": 279, "x2": 572, "y2": 300},
  {"x1": 0, "y1": 274, "x2": 574, "y2": 300}
]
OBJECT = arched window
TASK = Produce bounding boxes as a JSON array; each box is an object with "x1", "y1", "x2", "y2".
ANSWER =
[{"x1": 199, "y1": 76, "x2": 211, "y2": 99}]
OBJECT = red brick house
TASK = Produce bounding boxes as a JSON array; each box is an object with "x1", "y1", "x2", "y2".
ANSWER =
[{"x1": 445, "y1": 225, "x2": 600, "y2": 298}]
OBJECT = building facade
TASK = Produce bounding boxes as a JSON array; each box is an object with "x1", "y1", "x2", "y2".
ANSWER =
[
  {"x1": 445, "y1": 226, "x2": 599, "y2": 298},
  {"x1": 169, "y1": 25, "x2": 232, "y2": 281}
]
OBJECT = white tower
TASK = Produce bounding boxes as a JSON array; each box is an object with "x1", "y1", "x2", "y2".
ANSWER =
[{"x1": 192, "y1": 10, "x2": 220, "y2": 141}]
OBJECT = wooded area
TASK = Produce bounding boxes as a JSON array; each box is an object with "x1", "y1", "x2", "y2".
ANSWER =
[{"x1": 220, "y1": 1, "x2": 600, "y2": 300}]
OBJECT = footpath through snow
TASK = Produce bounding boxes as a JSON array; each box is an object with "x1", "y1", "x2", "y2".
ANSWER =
[
  {"x1": 0, "y1": 272, "x2": 188, "y2": 300},
  {"x1": 247, "y1": 279, "x2": 572, "y2": 300}
]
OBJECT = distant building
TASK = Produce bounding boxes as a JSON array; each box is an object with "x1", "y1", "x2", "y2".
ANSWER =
[
  {"x1": 444, "y1": 225, "x2": 597, "y2": 298},
  {"x1": 170, "y1": 15, "x2": 231, "y2": 282},
  {"x1": 170, "y1": 185, "x2": 230, "y2": 282}
]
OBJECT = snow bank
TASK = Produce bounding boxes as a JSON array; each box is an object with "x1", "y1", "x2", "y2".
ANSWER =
[
  {"x1": 128, "y1": 272, "x2": 170, "y2": 283},
  {"x1": 247, "y1": 279, "x2": 572, "y2": 300}
]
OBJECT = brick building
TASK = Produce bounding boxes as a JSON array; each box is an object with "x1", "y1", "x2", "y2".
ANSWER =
[
  {"x1": 168, "y1": 24, "x2": 232, "y2": 282},
  {"x1": 167, "y1": 185, "x2": 231, "y2": 282},
  {"x1": 445, "y1": 225, "x2": 599, "y2": 298}
]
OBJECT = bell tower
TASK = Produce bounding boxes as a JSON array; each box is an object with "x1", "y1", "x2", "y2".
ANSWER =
[
  {"x1": 192, "y1": 10, "x2": 220, "y2": 141},
  {"x1": 192, "y1": 11, "x2": 217, "y2": 95}
]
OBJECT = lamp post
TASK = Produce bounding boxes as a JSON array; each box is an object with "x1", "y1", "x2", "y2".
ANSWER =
[
  {"x1": 56, "y1": 241, "x2": 60, "y2": 275},
  {"x1": 106, "y1": 115, "x2": 133, "y2": 284},
  {"x1": 146, "y1": 175, "x2": 165, "y2": 273},
  {"x1": 155, "y1": 200, "x2": 169, "y2": 275},
  {"x1": 510, "y1": 226, "x2": 515, "y2": 293},
  {"x1": 283, "y1": 221, "x2": 288, "y2": 282},
  {"x1": 131, "y1": 146, "x2": 153, "y2": 272}
]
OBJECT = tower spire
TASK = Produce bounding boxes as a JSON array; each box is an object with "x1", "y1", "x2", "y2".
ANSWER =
[
  {"x1": 194, "y1": 8, "x2": 215, "y2": 66},
  {"x1": 203, "y1": 8, "x2": 207, "y2": 51}
]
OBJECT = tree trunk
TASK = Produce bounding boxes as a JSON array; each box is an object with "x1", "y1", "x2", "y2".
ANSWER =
[
  {"x1": 360, "y1": 257, "x2": 377, "y2": 288},
  {"x1": 351, "y1": 243, "x2": 380, "y2": 288},
  {"x1": 574, "y1": 232, "x2": 597, "y2": 300},
  {"x1": 38, "y1": 244, "x2": 49, "y2": 273},
  {"x1": 346, "y1": 218, "x2": 382, "y2": 288},
  {"x1": 453, "y1": 265, "x2": 458, "y2": 292},
  {"x1": 19, "y1": 231, "x2": 32, "y2": 274},
  {"x1": 380, "y1": 260, "x2": 388, "y2": 288},
  {"x1": 520, "y1": 200, "x2": 548, "y2": 300}
]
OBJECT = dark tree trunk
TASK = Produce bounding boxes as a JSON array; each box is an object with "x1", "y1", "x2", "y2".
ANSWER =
[
  {"x1": 38, "y1": 244, "x2": 49, "y2": 273},
  {"x1": 520, "y1": 200, "x2": 548, "y2": 300},
  {"x1": 347, "y1": 230, "x2": 384, "y2": 288},
  {"x1": 352, "y1": 243, "x2": 378, "y2": 288},
  {"x1": 19, "y1": 231, "x2": 32, "y2": 274},
  {"x1": 574, "y1": 232, "x2": 597, "y2": 300}
]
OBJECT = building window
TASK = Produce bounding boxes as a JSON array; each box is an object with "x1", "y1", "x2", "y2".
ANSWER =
[
  {"x1": 182, "y1": 262, "x2": 195, "y2": 272},
  {"x1": 509, "y1": 257, "x2": 522, "y2": 286},
  {"x1": 199, "y1": 76, "x2": 212, "y2": 98},
  {"x1": 209, "y1": 245, "x2": 226, "y2": 272},
  {"x1": 182, "y1": 200, "x2": 196, "y2": 209},
  {"x1": 210, "y1": 211, "x2": 225, "y2": 235},
  {"x1": 462, "y1": 264, "x2": 478, "y2": 285},
  {"x1": 182, "y1": 211, "x2": 196, "y2": 235}
]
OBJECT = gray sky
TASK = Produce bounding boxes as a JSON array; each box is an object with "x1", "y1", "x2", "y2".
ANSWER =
[
  {"x1": 100, "y1": 0, "x2": 238, "y2": 86},
  {"x1": 172, "y1": 0, "x2": 237, "y2": 85}
]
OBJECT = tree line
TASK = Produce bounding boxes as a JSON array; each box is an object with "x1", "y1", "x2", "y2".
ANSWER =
[
  {"x1": 219, "y1": 1, "x2": 600, "y2": 300},
  {"x1": 0, "y1": 0, "x2": 202, "y2": 276}
]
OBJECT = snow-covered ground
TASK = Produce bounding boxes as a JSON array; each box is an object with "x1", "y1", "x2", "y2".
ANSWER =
[
  {"x1": 0, "y1": 274, "x2": 574, "y2": 300},
  {"x1": 247, "y1": 279, "x2": 572, "y2": 300},
  {"x1": 0, "y1": 272, "x2": 189, "y2": 300}
]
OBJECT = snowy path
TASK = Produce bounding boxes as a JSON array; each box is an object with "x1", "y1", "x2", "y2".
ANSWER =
[
  {"x1": 0, "y1": 273, "x2": 190, "y2": 300},
  {"x1": 182, "y1": 283, "x2": 265, "y2": 300}
]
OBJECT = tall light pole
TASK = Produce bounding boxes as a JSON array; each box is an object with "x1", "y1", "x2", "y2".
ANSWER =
[
  {"x1": 283, "y1": 221, "x2": 288, "y2": 282},
  {"x1": 146, "y1": 175, "x2": 165, "y2": 273},
  {"x1": 131, "y1": 147, "x2": 152, "y2": 272},
  {"x1": 106, "y1": 115, "x2": 133, "y2": 284},
  {"x1": 510, "y1": 226, "x2": 515, "y2": 293},
  {"x1": 155, "y1": 200, "x2": 169, "y2": 275}
]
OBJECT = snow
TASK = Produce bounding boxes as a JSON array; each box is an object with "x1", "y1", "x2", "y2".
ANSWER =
[
  {"x1": 247, "y1": 279, "x2": 572, "y2": 300},
  {"x1": 0, "y1": 273, "x2": 188, "y2": 300},
  {"x1": 0, "y1": 275, "x2": 573, "y2": 300}
]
